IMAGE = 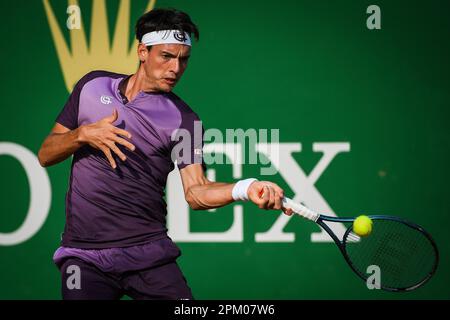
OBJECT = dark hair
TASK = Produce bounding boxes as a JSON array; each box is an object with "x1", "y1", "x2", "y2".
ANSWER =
[{"x1": 135, "y1": 8, "x2": 199, "y2": 43}]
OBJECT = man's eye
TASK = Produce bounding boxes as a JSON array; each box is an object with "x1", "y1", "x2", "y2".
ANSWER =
[{"x1": 162, "y1": 55, "x2": 170, "y2": 59}]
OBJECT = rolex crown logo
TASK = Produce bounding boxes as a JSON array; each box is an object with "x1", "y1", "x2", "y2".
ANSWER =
[{"x1": 43, "y1": 0, "x2": 156, "y2": 93}]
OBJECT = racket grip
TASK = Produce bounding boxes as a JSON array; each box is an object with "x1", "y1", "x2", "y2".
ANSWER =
[{"x1": 282, "y1": 198, "x2": 320, "y2": 222}]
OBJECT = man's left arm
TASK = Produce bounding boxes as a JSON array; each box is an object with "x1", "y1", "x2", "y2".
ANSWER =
[{"x1": 179, "y1": 164, "x2": 293, "y2": 215}]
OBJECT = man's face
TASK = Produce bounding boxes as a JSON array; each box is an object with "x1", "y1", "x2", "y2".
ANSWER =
[{"x1": 139, "y1": 43, "x2": 191, "y2": 92}]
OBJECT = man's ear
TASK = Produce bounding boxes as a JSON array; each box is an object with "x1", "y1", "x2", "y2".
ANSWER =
[{"x1": 138, "y1": 43, "x2": 149, "y2": 63}]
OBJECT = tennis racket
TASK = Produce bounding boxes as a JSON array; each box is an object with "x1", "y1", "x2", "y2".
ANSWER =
[{"x1": 281, "y1": 197, "x2": 439, "y2": 292}]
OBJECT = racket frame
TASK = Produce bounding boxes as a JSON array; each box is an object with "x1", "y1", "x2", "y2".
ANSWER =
[{"x1": 317, "y1": 214, "x2": 440, "y2": 292}]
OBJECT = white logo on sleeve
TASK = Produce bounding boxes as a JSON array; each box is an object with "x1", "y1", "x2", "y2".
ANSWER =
[{"x1": 100, "y1": 95, "x2": 113, "y2": 104}]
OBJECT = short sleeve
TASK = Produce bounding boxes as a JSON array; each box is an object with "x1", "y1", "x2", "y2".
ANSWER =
[
  {"x1": 55, "y1": 71, "x2": 101, "y2": 130},
  {"x1": 173, "y1": 111, "x2": 206, "y2": 171}
]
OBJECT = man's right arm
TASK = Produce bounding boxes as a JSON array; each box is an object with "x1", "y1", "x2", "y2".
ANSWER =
[
  {"x1": 38, "y1": 109, "x2": 135, "y2": 168},
  {"x1": 38, "y1": 123, "x2": 84, "y2": 167}
]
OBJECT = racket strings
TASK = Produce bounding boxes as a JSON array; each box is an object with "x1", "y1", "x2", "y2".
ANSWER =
[{"x1": 344, "y1": 219, "x2": 437, "y2": 290}]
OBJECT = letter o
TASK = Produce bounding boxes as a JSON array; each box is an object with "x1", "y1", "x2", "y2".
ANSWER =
[{"x1": 0, "y1": 142, "x2": 51, "y2": 246}]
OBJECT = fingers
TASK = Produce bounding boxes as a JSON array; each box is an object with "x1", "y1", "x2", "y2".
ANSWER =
[
  {"x1": 266, "y1": 185, "x2": 276, "y2": 210},
  {"x1": 105, "y1": 141, "x2": 127, "y2": 162},
  {"x1": 264, "y1": 182, "x2": 284, "y2": 198},
  {"x1": 258, "y1": 185, "x2": 282, "y2": 210},
  {"x1": 282, "y1": 207, "x2": 294, "y2": 216},
  {"x1": 85, "y1": 110, "x2": 137, "y2": 168},
  {"x1": 257, "y1": 185, "x2": 270, "y2": 209},
  {"x1": 253, "y1": 181, "x2": 293, "y2": 216},
  {"x1": 273, "y1": 189, "x2": 282, "y2": 210},
  {"x1": 254, "y1": 182, "x2": 288, "y2": 212},
  {"x1": 100, "y1": 146, "x2": 116, "y2": 169},
  {"x1": 112, "y1": 135, "x2": 135, "y2": 152},
  {"x1": 113, "y1": 127, "x2": 132, "y2": 140},
  {"x1": 99, "y1": 111, "x2": 131, "y2": 139},
  {"x1": 104, "y1": 109, "x2": 118, "y2": 124}
]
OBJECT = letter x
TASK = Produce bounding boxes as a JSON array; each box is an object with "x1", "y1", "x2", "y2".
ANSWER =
[{"x1": 255, "y1": 142, "x2": 350, "y2": 242}]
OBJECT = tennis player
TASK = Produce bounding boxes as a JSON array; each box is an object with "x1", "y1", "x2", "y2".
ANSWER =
[{"x1": 38, "y1": 8, "x2": 292, "y2": 300}]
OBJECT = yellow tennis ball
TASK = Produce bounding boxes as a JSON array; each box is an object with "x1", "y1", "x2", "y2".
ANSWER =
[{"x1": 353, "y1": 215, "x2": 373, "y2": 237}]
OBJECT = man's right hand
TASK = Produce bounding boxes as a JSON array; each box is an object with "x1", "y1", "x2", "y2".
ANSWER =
[{"x1": 78, "y1": 109, "x2": 135, "y2": 169}]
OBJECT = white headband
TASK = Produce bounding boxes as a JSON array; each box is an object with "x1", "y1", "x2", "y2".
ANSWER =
[{"x1": 141, "y1": 30, "x2": 192, "y2": 47}]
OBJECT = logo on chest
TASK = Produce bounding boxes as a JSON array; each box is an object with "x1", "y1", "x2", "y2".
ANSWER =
[{"x1": 100, "y1": 95, "x2": 113, "y2": 105}]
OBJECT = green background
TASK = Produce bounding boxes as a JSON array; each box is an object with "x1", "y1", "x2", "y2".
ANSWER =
[{"x1": 0, "y1": 0, "x2": 449, "y2": 299}]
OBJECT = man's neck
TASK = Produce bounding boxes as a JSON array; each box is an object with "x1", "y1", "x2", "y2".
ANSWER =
[{"x1": 124, "y1": 67, "x2": 160, "y2": 101}]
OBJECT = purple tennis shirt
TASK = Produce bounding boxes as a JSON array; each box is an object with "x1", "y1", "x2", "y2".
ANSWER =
[{"x1": 55, "y1": 70, "x2": 204, "y2": 250}]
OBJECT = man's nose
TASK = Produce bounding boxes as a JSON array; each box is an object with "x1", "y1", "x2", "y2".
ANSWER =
[{"x1": 169, "y1": 58, "x2": 181, "y2": 75}]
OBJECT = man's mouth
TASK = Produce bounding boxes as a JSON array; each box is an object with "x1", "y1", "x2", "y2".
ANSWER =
[{"x1": 163, "y1": 78, "x2": 177, "y2": 85}]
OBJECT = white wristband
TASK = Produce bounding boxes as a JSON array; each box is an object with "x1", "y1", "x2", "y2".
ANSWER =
[{"x1": 232, "y1": 178, "x2": 257, "y2": 201}]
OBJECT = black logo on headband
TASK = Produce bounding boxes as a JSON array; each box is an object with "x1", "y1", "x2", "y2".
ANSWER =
[
  {"x1": 161, "y1": 30, "x2": 171, "y2": 40},
  {"x1": 173, "y1": 31, "x2": 187, "y2": 42}
]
